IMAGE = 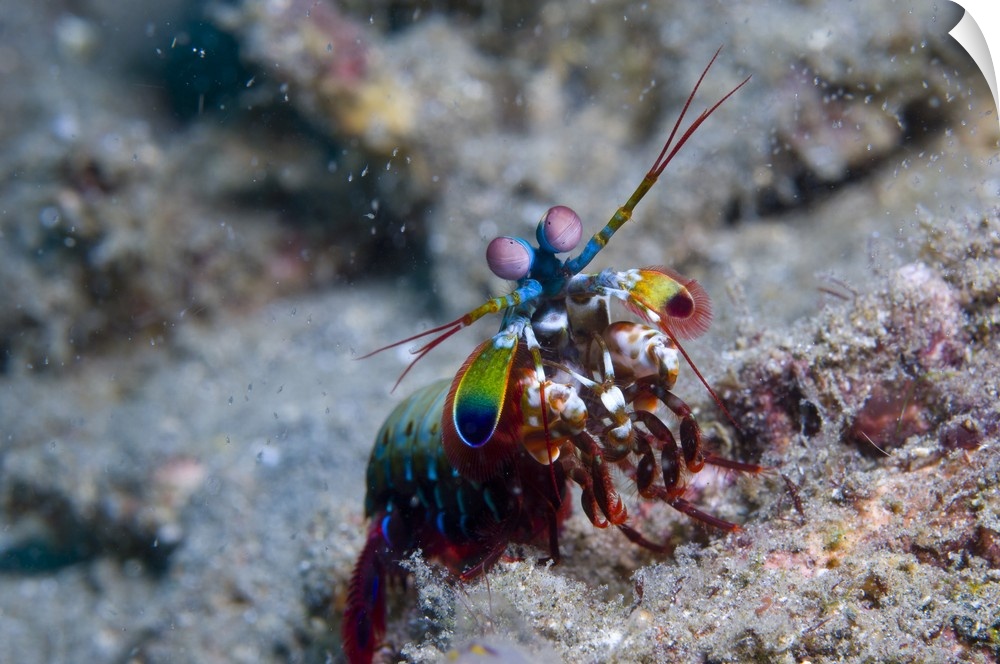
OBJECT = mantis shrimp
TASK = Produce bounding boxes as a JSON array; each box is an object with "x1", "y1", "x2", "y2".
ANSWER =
[{"x1": 343, "y1": 47, "x2": 760, "y2": 664}]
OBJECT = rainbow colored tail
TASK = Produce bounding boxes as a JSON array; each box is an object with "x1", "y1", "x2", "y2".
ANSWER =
[{"x1": 342, "y1": 523, "x2": 387, "y2": 664}]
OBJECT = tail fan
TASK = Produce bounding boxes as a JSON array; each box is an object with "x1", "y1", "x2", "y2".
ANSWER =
[{"x1": 343, "y1": 523, "x2": 388, "y2": 664}]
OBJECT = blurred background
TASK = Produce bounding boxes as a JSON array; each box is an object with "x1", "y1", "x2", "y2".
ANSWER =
[{"x1": 1, "y1": 1, "x2": 997, "y2": 662}]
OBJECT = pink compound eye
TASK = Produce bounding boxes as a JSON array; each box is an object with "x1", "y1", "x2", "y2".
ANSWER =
[
  {"x1": 486, "y1": 236, "x2": 534, "y2": 280},
  {"x1": 536, "y1": 205, "x2": 583, "y2": 254}
]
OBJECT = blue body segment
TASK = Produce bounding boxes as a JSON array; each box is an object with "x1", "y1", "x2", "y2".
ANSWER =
[{"x1": 365, "y1": 381, "x2": 518, "y2": 543}]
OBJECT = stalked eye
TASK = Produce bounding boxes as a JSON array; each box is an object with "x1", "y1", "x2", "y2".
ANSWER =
[
  {"x1": 486, "y1": 236, "x2": 534, "y2": 280},
  {"x1": 536, "y1": 205, "x2": 583, "y2": 254}
]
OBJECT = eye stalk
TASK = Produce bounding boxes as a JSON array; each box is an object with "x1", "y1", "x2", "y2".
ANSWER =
[
  {"x1": 536, "y1": 205, "x2": 583, "y2": 254},
  {"x1": 487, "y1": 236, "x2": 534, "y2": 280}
]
